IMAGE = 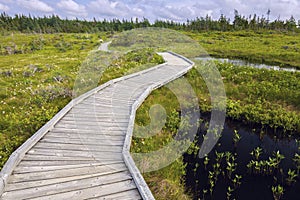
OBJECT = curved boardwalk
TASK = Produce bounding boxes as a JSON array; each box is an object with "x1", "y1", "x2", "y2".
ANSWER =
[{"x1": 0, "y1": 52, "x2": 194, "y2": 200}]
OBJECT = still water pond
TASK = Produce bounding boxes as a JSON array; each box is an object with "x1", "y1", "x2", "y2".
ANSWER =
[
  {"x1": 195, "y1": 57, "x2": 300, "y2": 73},
  {"x1": 184, "y1": 118, "x2": 300, "y2": 200}
]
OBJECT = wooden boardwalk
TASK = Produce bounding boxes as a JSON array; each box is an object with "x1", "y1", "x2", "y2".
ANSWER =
[{"x1": 0, "y1": 52, "x2": 194, "y2": 200}]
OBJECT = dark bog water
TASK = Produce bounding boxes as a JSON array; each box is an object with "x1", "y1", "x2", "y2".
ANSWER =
[
  {"x1": 195, "y1": 57, "x2": 300, "y2": 73},
  {"x1": 184, "y1": 118, "x2": 300, "y2": 200}
]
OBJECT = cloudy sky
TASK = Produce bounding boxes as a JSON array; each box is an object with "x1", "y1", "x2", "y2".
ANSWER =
[{"x1": 0, "y1": 0, "x2": 299, "y2": 22}]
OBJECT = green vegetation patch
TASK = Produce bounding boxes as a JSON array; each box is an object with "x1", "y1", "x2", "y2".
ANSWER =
[
  {"x1": 0, "y1": 32, "x2": 163, "y2": 170},
  {"x1": 186, "y1": 31, "x2": 300, "y2": 69},
  {"x1": 132, "y1": 59, "x2": 300, "y2": 199},
  {"x1": 1, "y1": 30, "x2": 300, "y2": 199}
]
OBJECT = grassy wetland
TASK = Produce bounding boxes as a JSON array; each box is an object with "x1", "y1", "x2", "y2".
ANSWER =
[
  {"x1": 132, "y1": 60, "x2": 300, "y2": 199},
  {"x1": 0, "y1": 32, "x2": 164, "y2": 168},
  {"x1": 0, "y1": 27, "x2": 300, "y2": 200},
  {"x1": 103, "y1": 28, "x2": 300, "y2": 199},
  {"x1": 0, "y1": 33, "x2": 108, "y2": 167},
  {"x1": 185, "y1": 31, "x2": 300, "y2": 70}
]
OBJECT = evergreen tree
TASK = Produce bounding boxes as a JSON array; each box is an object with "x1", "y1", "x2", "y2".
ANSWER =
[{"x1": 0, "y1": 10, "x2": 299, "y2": 34}]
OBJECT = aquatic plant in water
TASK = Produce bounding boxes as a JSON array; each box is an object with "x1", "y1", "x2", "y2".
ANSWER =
[
  {"x1": 250, "y1": 147, "x2": 262, "y2": 160},
  {"x1": 233, "y1": 130, "x2": 241, "y2": 147},
  {"x1": 272, "y1": 185, "x2": 284, "y2": 200},
  {"x1": 293, "y1": 153, "x2": 300, "y2": 175},
  {"x1": 286, "y1": 169, "x2": 297, "y2": 186}
]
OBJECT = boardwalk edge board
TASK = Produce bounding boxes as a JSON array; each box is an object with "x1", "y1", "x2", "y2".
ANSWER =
[
  {"x1": 123, "y1": 51, "x2": 194, "y2": 200},
  {"x1": 0, "y1": 51, "x2": 194, "y2": 199}
]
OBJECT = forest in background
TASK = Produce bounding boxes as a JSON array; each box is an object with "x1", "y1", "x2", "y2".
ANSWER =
[
  {"x1": 1, "y1": 9, "x2": 300, "y2": 199},
  {"x1": 0, "y1": 10, "x2": 299, "y2": 33}
]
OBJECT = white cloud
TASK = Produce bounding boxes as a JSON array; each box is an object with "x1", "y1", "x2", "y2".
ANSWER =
[
  {"x1": 17, "y1": 0, "x2": 54, "y2": 13},
  {"x1": 266, "y1": 0, "x2": 299, "y2": 20},
  {"x1": 3, "y1": 0, "x2": 300, "y2": 22},
  {"x1": 57, "y1": 0, "x2": 87, "y2": 17},
  {"x1": 139, "y1": 1, "x2": 213, "y2": 21},
  {"x1": 0, "y1": 0, "x2": 12, "y2": 3},
  {"x1": 0, "y1": 3, "x2": 9, "y2": 11},
  {"x1": 88, "y1": 0, "x2": 124, "y2": 17},
  {"x1": 88, "y1": 0, "x2": 144, "y2": 19}
]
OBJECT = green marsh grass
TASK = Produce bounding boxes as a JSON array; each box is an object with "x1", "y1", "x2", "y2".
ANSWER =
[
  {"x1": 185, "y1": 31, "x2": 300, "y2": 69},
  {"x1": 1, "y1": 30, "x2": 300, "y2": 199},
  {"x1": 0, "y1": 32, "x2": 163, "y2": 170}
]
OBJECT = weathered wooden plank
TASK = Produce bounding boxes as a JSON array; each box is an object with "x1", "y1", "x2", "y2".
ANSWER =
[
  {"x1": 74, "y1": 103, "x2": 131, "y2": 108},
  {"x1": 70, "y1": 105, "x2": 133, "y2": 111},
  {"x1": 89, "y1": 189, "x2": 142, "y2": 200},
  {"x1": 80, "y1": 100, "x2": 134, "y2": 106},
  {"x1": 18, "y1": 160, "x2": 101, "y2": 167},
  {"x1": 69, "y1": 108, "x2": 131, "y2": 113},
  {"x1": 78, "y1": 98, "x2": 123, "y2": 103},
  {"x1": 44, "y1": 134, "x2": 125, "y2": 141},
  {"x1": 43, "y1": 133, "x2": 125, "y2": 142},
  {"x1": 163, "y1": 64, "x2": 189, "y2": 70},
  {"x1": 22, "y1": 155, "x2": 97, "y2": 161},
  {"x1": 33, "y1": 142, "x2": 123, "y2": 152},
  {"x1": 72, "y1": 106, "x2": 131, "y2": 112},
  {"x1": 70, "y1": 105, "x2": 132, "y2": 110},
  {"x1": 118, "y1": 81, "x2": 151, "y2": 87},
  {"x1": 132, "y1": 76, "x2": 170, "y2": 84},
  {"x1": 125, "y1": 78, "x2": 162, "y2": 84},
  {"x1": 113, "y1": 83, "x2": 147, "y2": 89},
  {"x1": 108, "y1": 89, "x2": 145, "y2": 97},
  {"x1": 109, "y1": 90, "x2": 145, "y2": 97},
  {"x1": 60, "y1": 115, "x2": 130, "y2": 121},
  {"x1": 23, "y1": 153, "x2": 122, "y2": 162},
  {"x1": 127, "y1": 72, "x2": 170, "y2": 81},
  {"x1": 14, "y1": 161, "x2": 123, "y2": 174},
  {"x1": 87, "y1": 97, "x2": 136, "y2": 103},
  {"x1": 2, "y1": 172, "x2": 133, "y2": 199},
  {"x1": 44, "y1": 132, "x2": 125, "y2": 141},
  {"x1": 50, "y1": 128, "x2": 126, "y2": 135},
  {"x1": 56, "y1": 120, "x2": 130, "y2": 127},
  {"x1": 93, "y1": 92, "x2": 134, "y2": 98},
  {"x1": 52, "y1": 131, "x2": 125, "y2": 137},
  {"x1": 52, "y1": 125, "x2": 128, "y2": 132},
  {"x1": 29, "y1": 180, "x2": 137, "y2": 200},
  {"x1": 60, "y1": 116, "x2": 129, "y2": 123},
  {"x1": 132, "y1": 71, "x2": 178, "y2": 81},
  {"x1": 53, "y1": 122, "x2": 128, "y2": 128},
  {"x1": 118, "y1": 78, "x2": 152, "y2": 84},
  {"x1": 66, "y1": 110, "x2": 130, "y2": 116},
  {"x1": 56, "y1": 120, "x2": 129, "y2": 127},
  {"x1": 40, "y1": 137, "x2": 124, "y2": 146},
  {"x1": 96, "y1": 87, "x2": 143, "y2": 94},
  {"x1": 54, "y1": 121, "x2": 129, "y2": 129},
  {"x1": 66, "y1": 109, "x2": 131, "y2": 116},
  {"x1": 34, "y1": 141, "x2": 123, "y2": 148},
  {"x1": 53, "y1": 126, "x2": 128, "y2": 132},
  {"x1": 8, "y1": 163, "x2": 127, "y2": 183},
  {"x1": 5, "y1": 168, "x2": 128, "y2": 192},
  {"x1": 27, "y1": 149, "x2": 123, "y2": 159},
  {"x1": 115, "y1": 80, "x2": 151, "y2": 87}
]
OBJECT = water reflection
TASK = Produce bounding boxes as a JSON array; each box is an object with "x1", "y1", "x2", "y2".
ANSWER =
[
  {"x1": 195, "y1": 57, "x2": 300, "y2": 73},
  {"x1": 184, "y1": 118, "x2": 299, "y2": 200}
]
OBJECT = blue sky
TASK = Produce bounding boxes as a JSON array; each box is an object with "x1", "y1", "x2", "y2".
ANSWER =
[{"x1": 0, "y1": 0, "x2": 299, "y2": 22}]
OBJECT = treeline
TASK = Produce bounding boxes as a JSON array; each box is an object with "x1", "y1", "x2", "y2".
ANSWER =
[{"x1": 0, "y1": 10, "x2": 299, "y2": 33}]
